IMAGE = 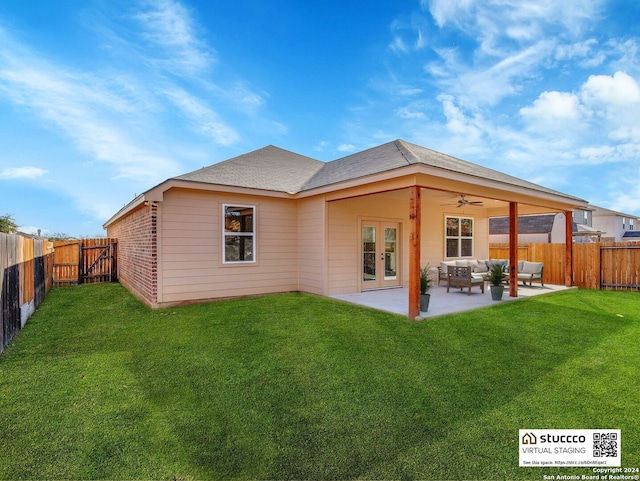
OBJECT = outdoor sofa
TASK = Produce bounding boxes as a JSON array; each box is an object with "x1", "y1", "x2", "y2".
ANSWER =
[
  {"x1": 438, "y1": 259, "x2": 492, "y2": 286},
  {"x1": 439, "y1": 259, "x2": 544, "y2": 287}
]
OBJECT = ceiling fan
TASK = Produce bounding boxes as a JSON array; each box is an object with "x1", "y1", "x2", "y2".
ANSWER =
[{"x1": 441, "y1": 194, "x2": 484, "y2": 208}]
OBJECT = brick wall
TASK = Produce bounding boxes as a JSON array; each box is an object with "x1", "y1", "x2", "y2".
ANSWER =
[{"x1": 106, "y1": 202, "x2": 158, "y2": 307}]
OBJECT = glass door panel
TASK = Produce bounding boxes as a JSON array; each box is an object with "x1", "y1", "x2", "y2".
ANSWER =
[
  {"x1": 384, "y1": 227, "x2": 397, "y2": 281},
  {"x1": 362, "y1": 226, "x2": 376, "y2": 283},
  {"x1": 361, "y1": 222, "x2": 400, "y2": 289}
]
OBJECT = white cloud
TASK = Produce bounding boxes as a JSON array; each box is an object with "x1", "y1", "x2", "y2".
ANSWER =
[
  {"x1": 229, "y1": 82, "x2": 265, "y2": 112},
  {"x1": 608, "y1": 191, "x2": 640, "y2": 216},
  {"x1": 0, "y1": 60, "x2": 177, "y2": 182},
  {"x1": 389, "y1": 14, "x2": 429, "y2": 54},
  {"x1": 417, "y1": 0, "x2": 610, "y2": 112},
  {"x1": 554, "y1": 39, "x2": 605, "y2": 67},
  {"x1": 580, "y1": 71, "x2": 640, "y2": 108},
  {"x1": 390, "y1": 36, "x2": 409, "y2": 54},
  {"x1": 438, "y1": 94, "x2": 485, "y2": 143},
  {"x1": 133, "y1": 0, "x2": 214, "y2": 75},
  {"x1": 399, "y1": 87, "x2": 423, "y2": 96},
  {"x1": 163, "y1": 88, "x2": 239, "y2": 145},
  {"x1": 396, "y1": 105, "x2": 425, "y2": 119},
  {"x1": 454, "y1": 41, "x2": 555, "y2": 107},
  {"x1": 610, "y1": 126, "x2": 640, "y2": 143},
  {"x1": 0, "y1": 27, "x2": 182, "y2": 183},
  {"x1": 426, "y1": 0, "x2": 603, "y2": 53},
  {"x1": 337, "y1": 144, "x2": 356, "y2": 153},
  {"x1": 579, "y1": 145, "x2": 617, "y2": 162},
  {"x1": 520, "y1": 91, "x2": 582, "y2": 122},
  {"x1": 313, "y1": 140, "x2": 329, "y2": 152},
  {"x1": 0, "y1": 166, "x2": 46, "y2": 179}
]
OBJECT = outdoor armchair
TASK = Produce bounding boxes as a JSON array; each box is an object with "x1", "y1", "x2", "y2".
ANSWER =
[
  {"x1": 517, "y1": 261, "x2": 544, "y2": 286},
  {"x1": 446, "y1": 266, "x2": 485, "y2": 295}
]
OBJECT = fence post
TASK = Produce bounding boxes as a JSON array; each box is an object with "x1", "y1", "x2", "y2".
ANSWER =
[
  {"x1": 110, "y1": 240, "x2": 118, "y2": 282},
  {"x1": 77, "y1": 241, "x2": 83, "y2": 285},
  {"x1": 565, "y1": 211, "x2": 573, "y2": 286}
]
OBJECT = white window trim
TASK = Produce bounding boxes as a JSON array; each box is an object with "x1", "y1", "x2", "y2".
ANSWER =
[
  {"x1": 222, "y1": 204, "x2": 256, "y2": 264},
  {"x1": 444, "y1": 215, "x2": 474, "y2": 259}
]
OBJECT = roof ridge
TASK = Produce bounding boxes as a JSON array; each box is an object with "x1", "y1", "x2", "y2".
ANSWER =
[
  {"x1": 174, "y1": 144, "x2": 324, "y2": 194},
  {"x1": 393, "y1": 139, "x2": 418, "y2": 165}
]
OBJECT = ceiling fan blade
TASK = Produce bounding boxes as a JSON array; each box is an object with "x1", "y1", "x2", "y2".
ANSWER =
[{"x1": 442, "y1": 194, "x2": 484, "y2": 207}]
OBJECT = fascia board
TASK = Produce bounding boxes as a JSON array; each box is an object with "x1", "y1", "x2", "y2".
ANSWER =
[{"x1": 297, "y1": 164, "x2": 588, "y2": 210}]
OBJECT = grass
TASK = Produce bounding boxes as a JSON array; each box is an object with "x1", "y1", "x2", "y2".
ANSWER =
[{"x1": 0, "y1": 284, "x2": 638, "y2": 480}]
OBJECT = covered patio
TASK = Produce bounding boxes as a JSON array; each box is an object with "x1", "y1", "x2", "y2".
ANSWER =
[{"x1": 332, "y1": 282, "x2": 573, "y2": 318}]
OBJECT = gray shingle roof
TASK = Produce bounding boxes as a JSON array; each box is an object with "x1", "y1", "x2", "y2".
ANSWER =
[
  {"x1": 490, "y1": 214, "x2": 557, "y2": 235},
  {"x1": 622, "y1": 231, "x2": 640, "y2": 238},
  {"x1": 300, "y1": 141, "x2": 411, "y2": 191},
  {"x1": 301, "y1": 140, "x2": 580, "y2": 199},
  {"x1": 175, "y1": 145, "x2": 324, "y2": 194},
  {"x1": 172, "y1": 139, "x2": 585, "y2": 202}
]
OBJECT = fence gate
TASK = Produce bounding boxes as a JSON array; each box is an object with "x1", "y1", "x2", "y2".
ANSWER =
[
  {"x1": 599, "y1": 244, "x2": 640, "y2": 290},
  {"x1": 53, "y1": 239, "x2": 117, "y2": 286}
]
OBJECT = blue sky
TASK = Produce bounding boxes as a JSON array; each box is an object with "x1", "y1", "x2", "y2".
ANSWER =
[{"x1": 1, "y1": 0, "x2": 639, "y2": 237}]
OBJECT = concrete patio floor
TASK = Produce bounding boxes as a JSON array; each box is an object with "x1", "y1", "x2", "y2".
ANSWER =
[{"x1": 331, "y1": 282, "x2": 573, "y2": 318}]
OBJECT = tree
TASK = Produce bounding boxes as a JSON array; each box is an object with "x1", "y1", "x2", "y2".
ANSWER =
[
  {"x1": 48, "y1": 232, "x2": 75, "y2": 241},
  {"x1": 0, "y1": 214, "x2": 18, "y2": 234}
]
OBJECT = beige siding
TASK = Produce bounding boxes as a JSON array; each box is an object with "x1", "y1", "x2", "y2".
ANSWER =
[
  {"x1": 327, "y1": 192, "x2": 410, "y2": 295},
  {"x1": 325, "y1": 189, "x2": 492, "y2": 296},
  {"x1": 422, "y1": 198, "x2": 489, "y2": 268},
  {"x1": 159, "y1": 188, "x2": 298, "y2": 306},
  {"x1": 298, "y1": 197, "x2": 326, "y2": 295}
]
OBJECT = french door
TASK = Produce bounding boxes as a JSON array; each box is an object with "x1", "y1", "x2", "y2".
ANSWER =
[{"x1": 361, "y1": 221, "x2": 400, "y2": 289}]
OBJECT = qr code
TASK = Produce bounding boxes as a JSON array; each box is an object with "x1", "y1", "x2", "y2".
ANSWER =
[{"x1": 593, "y1": 432, "x2": 618, "y2": 457}]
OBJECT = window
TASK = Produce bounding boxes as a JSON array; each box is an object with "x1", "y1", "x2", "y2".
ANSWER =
[
  {"x1": 623, "y1": 217, "x2": 626, "y2": 230},
  {"x1": 445, "y1": 216, "x2": 474, "y2": 258},
  {"x1": 223, "y1": 205, "x2": 255, "y2": 263}
]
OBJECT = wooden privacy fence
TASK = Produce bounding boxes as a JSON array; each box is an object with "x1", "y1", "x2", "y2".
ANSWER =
[
  {"x1": 53, "y1": 238, "x2": 117, "y2": 286},
  {"x1": 1, "y1": 233, "x2": 54, "y2": 355},
  {"x1": 490, "y1": 242, "x2": 640, "y2": 290},
  {"x1": 574, "y1": 242, "x2": 640, "y2": 290}
]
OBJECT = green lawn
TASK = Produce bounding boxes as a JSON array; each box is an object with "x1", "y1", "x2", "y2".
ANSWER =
[{"x1": 0, "y1": 284, "x2": 638, "y2": 480}]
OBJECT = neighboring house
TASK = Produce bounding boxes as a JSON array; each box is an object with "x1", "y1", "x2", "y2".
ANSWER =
[
  {"x1": 591, "y1": 205, "x2": 640, "y2": 242},
  {"x1": 104, "y1": 139, "x2": 588, "y2": 317},
  {"x1": 622, "y1": 231, "x2": 640, "y2": 242},
  {"x1": 489, "y1": 213, "x2": 567, "y2": 243},
  {"x1": 489, "y1": 212, "x2": 604, "y2": 243}
]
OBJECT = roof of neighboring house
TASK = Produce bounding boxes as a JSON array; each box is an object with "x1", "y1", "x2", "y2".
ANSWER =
[
  {"x1": 489, "y1": 214, "x2": 557, "y2": 235},
  {"x1": 574, "y1": 223, "x2": 602, "y2": 233},
  {"x1": 591, "y1": 205, "x2": 640, "y2": 220},
  {"x1": 622, "y1": 231, "x2": 640, "y2": 238}
]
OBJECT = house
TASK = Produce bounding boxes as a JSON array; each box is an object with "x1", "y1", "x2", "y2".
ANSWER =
[
  {"x1": 489, "y1": 213, "x2": 566, "y2": 243},
  {"x1": 622, "y1": 231, "x2": 640, "y2": 242},
  {"x1": 489, "y1": 212, "x2": 603, "y2": 243},
  {"x1": 590, "y1": 206, "x2": 640, "y2": 242},
  {"x1": 104, "y1": 139, "x2": 589, "y2": 318}
]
